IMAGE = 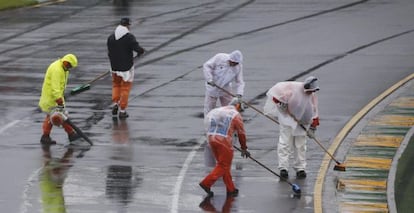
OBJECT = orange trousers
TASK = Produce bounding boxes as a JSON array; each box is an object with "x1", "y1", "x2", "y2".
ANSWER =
[
  {"x1": 112, "y1": 74, "x2": 132, "y2": 111},
  {"x1": 42, "y1": 114, "x2": 74, "y2": 135},
  {"x1": 200, "y1": 140, "x2": 236, "y2": 192}
]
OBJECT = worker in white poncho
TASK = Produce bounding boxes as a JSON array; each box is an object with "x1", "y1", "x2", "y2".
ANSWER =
[
  {"x1": 203, "y1": 50, "x2": 245, "y2": 117},
  {"x1": 263, "y1": 76, "x2": 320, "y2": 179},
  {"x1": 202, "y1": 50, "x2": 245, "y2": 167}
]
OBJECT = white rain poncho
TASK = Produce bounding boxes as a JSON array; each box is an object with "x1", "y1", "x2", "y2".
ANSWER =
[
  {"x1": 263, "y1": 81, "x2": 318, "y2": 136},
  {"x1": 203, "y1": 51, "x2": 245, "y2": 97}
]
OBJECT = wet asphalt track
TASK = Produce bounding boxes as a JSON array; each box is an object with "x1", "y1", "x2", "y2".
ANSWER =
[{"x1": 0, "y1": 0, "x2": 414, "y2": 212}]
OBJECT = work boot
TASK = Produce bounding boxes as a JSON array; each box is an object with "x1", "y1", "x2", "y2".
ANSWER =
[
  {"x1": 40, "y1": 135, "x2": 56, "y2": 145},
  {"x1": 119, "y1": 111, "x2": 129, "y2": 119},
  {"x1": 226, "y1": 188, "x2": 239, "y2": 197},
  {"x1": 199, "y1": 183, "x2": 214, "y2": 197},
  {"x1": 296, "y1": 170, "x2": 307, "y2": 179},
  {"x1": 112, "y1": 104, "x2": 118, "y2": 117},
  {"x1": 68, "y1": 132, "x2": 81, "y2": 142},
  {"x1": 280, "y1": 169, "x2": 289, "y2": 179}
]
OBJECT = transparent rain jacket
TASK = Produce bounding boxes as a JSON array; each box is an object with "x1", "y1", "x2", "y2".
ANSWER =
[
  {"x1": 204, "y1": 106, "x2": 247, "y2": 150},
  {"x1": 264, "y1": 81, "x2": 318, "y2": 135},
  {"x1": 203, "y1": 53, "x2": 245, "y2": 97}
]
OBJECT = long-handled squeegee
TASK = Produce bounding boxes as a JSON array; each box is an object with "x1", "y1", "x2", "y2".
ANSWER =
[
  {"x1": 70, "y1": 71, "x2": 110, "y2": 95},
  {"x1": 209, "y1": 82, "x2": 345, "y2": 171},
  {"x1": 233, "y1": 145, "x2": 301, "y2": 195}
]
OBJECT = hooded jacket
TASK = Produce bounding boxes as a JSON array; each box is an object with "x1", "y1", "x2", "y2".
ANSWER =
[
  {"x1": 107, "y1": 25, "x2": 145, "y2": 71},
  {"x1": 203, "y1": 50, "x2": 245, "y2": 97},
  {"x1": 38, "y1": 58, "x2": 69, "y2": 113},
  {"x1": 263, "y1": 81, "x2": 319, "y2": 135}
]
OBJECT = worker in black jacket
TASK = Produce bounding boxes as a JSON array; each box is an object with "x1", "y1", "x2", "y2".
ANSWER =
[{"x1": 107, "y1": 17, "x2": 145, "y2": 119}]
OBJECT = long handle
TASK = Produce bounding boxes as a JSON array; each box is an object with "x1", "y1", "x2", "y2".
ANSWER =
[
  {"x1": 70, "y1": 71, "x2": 110, "y2": 95},
  {"x1": 207, "y1": 82, "x2": 280, "y2": 124},
  {"x1": 71, "y1": 52, "x2": 149, "y2": 96},
  {"x1": 210, "y1": 82, "x2": 344, "y2": 166},
  {"x1": 286, "y1": 110, "x2": 342, "y2": 165},
  {"x1": 83, "y1": 53, "x2": 146, "y2": 87},
  {"x1": 233, "y1": 145, "x2": 302, "y2": 194},
  {"x1": 233, "y1": 145, "x2": 294, "y2": 184},
  {"x1": 86, "y1": 70, "x2": 110, "y2": 85},
  {"x1": 65, "y1": 119, "x2": 93, "y2": 145}
]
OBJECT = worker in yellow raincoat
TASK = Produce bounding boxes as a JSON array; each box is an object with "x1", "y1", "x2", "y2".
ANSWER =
[{"x1": 38, "y1": 54, "x2": 80, "y2": 145}]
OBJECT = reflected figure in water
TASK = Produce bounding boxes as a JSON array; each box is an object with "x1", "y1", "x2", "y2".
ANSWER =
[
  {"x1": 112, "y1": 0, "x2": 131, "y2": 17},
  {"x1": 199, "y1": 196, "x2": 235, "y2": 213},
  {"x1": 39, "y1": 145, "x2": 74, "y2": 213},
  {"x1": 106, "y1": 119, "x2": 141, "y2": 210},
  {"x1": 112, "y1": 0, "x2": 129, "y2": 7},
  {"x1": 106, "y1": 165, "x2": 135, "y2": 207}
]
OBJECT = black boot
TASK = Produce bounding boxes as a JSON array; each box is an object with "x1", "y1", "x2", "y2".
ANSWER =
[
  {"x1": 280, "y1": 169, "x2": 289, "y2": 179},
  {"x1": 199, "y1": 183, "x2": 214, "y2": 197},
  {"x1": 40, "y1": 134, "x2": 56, "y2": 145},
  {"x1": 227, "y1": 188, "x2": 239, "y2": 197},
  {"x1": 112, "y1": 104, "x2": 118, "y2": 117},
  {"x1": 119, "y1": 111, "x2": 129, "y2": 119},
  {"x1": 296, "y1": 170, "x2": 307, "y2": 179}
]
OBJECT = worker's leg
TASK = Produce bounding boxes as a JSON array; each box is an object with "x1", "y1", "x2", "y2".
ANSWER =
[
  {"x1": 119, "y1": 80, "x2": 132, "y2": 111},
  {"x1": 278, "y1": 125, "x2": 294, "y2": 171},
  {"x1": 293, "y1": 135, "x2": 307, "y2": 171},
  {"x1": 40, "y1": 114, "x2": 55, "y2": 144},
  {"x1": 42, "y1": 114, "x2": 53, "y2": 136},
  {"x1": 204, "y1": 94, "x2": 218, "y2": 117},
  {"x1": 112, "y1": 74, "x2": 122, "y2": 105},
  {"x1": 200, "y1": 141, "x2": 227, "y2": 188},
  {"x1": 219, "y1": 94, "x2": 233, "y2": 107},
  {"x1": 220, "y1": 146, "x2": 235, "y2": 192}
]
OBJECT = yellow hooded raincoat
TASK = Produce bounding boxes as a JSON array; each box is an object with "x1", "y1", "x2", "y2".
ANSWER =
[{"x1": 38, "y1": 58, "x2": 70, "y2": 113}]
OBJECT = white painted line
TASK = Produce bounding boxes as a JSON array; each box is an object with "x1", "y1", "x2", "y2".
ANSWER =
[
  {"x1": 0, "y1": 120, "x2": 21, "y2": 135},
  {"x1": 170, "y1": 136, "x2": 205, "y2": 213},
  {"x1": 19, "y1": 167, "x2": 42, "y2": 213}
]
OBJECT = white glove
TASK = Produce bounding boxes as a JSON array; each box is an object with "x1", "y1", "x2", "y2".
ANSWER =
[{"x1": 55, "y1": 106, "x2": 69, "y2": 116}]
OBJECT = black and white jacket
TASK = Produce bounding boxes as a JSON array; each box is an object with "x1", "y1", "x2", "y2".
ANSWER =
[{"x1": 107, "y1": 25, "x2": 145, "y2": 72}]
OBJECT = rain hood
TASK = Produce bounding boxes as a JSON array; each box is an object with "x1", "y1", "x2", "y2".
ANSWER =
[{"x1": 115, "y1": 25, "x2": 129, "y2": 40}]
